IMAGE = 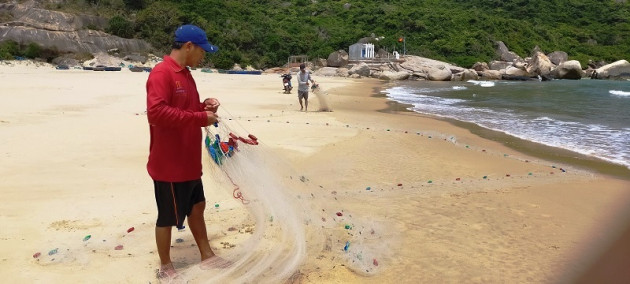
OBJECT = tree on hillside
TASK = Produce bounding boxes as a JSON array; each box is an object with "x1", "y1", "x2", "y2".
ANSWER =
[
  {"x1": 135, "y1": 1, "x2": 183, "y2": 51},
  {"x1": 107, "y1": 15, "x2": 135, "y2": 39}
]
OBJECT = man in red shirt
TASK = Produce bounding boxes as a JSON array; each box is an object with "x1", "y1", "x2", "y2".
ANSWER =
[{"x1": 146, "y1": 24, "x2": 220, "y2": 279}]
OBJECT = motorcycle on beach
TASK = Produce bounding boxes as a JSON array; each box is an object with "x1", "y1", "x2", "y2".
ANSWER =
[{"x1": 281, "y1": 73, "x2": 292, "y2": 94}]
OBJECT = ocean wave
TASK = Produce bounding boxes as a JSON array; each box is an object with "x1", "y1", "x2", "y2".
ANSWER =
[
  {"x1": 383, "y1": 84, "x2": 630, "y2": 169},
  {"x1": 533, "y1": 116, "x2": 554, "y2": 122},
  {"x1": 470, "y1": 118, "x2": 630, "y2": 170},
  {"x1": 467, "y1": 80, "x2": 495, "y2": 87},
  {"x1": 610, "y1": 90, "x2": 630, "y2": 97}
]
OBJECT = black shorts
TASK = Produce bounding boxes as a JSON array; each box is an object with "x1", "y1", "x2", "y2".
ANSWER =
[{"x1": 154, "y1": 179, "x2": 206, "y2": 229}]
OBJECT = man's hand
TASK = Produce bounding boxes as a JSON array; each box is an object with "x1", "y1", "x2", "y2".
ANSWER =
[
  {"x1": 206, "y1": 111, "x2": 219, "y2": 126},
  {"x1": 203, "y1": 98, "x2": 220, "y2": 113}
]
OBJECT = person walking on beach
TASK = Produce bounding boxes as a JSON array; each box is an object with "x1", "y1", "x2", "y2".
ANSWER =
[
  {"x1": 297, "y1": 63, "x2": 315, "y2": 111},
  {"x1": 145, "y1": 24, "x2": 221, "y2": 279}
]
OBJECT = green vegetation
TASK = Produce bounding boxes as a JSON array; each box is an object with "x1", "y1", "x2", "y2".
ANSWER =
[
  {"x1": 23, "y1": 42, "x2": 42, "y2": 58},
  {"x1": 106, "y1": 15, "x2": 134, "y2": 38},
  {"x1": 17, "y1": 0, "x2": 630, "y2": 68},
  {"x1": 0, "y1": 40, "x2": 20, "y2": 60},
  {"x1": 0, "y1": 40, "x2": 45, "y2": 60}
]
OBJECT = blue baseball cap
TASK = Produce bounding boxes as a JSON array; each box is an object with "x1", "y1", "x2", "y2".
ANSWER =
[{"x1": 175, "y1": 24, "x2": 218, "y2": 53}]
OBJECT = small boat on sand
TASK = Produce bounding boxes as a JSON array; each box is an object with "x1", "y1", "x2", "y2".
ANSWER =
[{"x1": 218, "y1": 70, "x2": 262, "y2": 75}]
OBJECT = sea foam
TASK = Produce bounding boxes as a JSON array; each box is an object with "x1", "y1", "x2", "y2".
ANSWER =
[{"x1": 610, "y1": 90, "x2": 630, "y2": 97}]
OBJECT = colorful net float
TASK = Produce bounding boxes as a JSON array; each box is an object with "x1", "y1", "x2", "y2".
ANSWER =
[{"x1": 204, "y1": 127, "x2": 258, "y2": 166}]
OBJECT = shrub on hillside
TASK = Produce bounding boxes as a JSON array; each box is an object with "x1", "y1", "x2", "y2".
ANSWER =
[
  {"x1": 107, "y1": 15, "x2": 135, "y2": 38},
  {"x1": 0, "y1": 40, "x2": 21, "y2": 60},
  {"x1": 24, "y1": 43, "x2": 42, "y2": 59}
]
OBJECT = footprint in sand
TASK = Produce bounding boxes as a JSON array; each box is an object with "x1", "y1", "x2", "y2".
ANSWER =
[{"x1": 49, "y1": 219, "x2": 102, "y2": 231}]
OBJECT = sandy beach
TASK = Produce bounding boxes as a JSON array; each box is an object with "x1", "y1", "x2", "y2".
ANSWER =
[{"x1": 1, "y1": 61, "x2": 629, "y2": 283}]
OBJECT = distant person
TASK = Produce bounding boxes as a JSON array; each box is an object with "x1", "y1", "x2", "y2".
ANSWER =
[
  {"x1": 145, "y1": 24, "x2": 221, "y2": 279},
  {"x1": 297, "y1": 63, "x2": 315, "y2": 111}
]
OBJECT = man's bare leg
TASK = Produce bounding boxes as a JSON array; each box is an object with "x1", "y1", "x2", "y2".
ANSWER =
[
  {"x1": 299, "y1": 98, "x2": 303, "y2": 111},
  {"x1": 156, "y1": 226, "x2": 177, "y2": 277},
  {"x1": 188, "y1": 201, "x2": 215, "y2": 261}
]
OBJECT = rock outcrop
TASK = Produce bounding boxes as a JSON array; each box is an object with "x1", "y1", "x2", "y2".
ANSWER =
[
  {"x1": 399, "y1": 56, "x2": 462, "y2": 81},
  {"x1": 479, "y1": 70, "x2": 502, "y2": 80},
  {"x1": 378, "y1": 70, "x2": 410, "y2": 81},
  {"x1": 314, "y1": 67, "x2": 339, "y2": 77},
  {"x1": 547, "y1": 51, "x2": 568, "y2": 65},
  {"x1": 326, "y1": 50, "x2": 348, "y2": 67},
  {"x1": 592, "y1": 60, "x2": 630, "y2": 79},
  {"x1": 551, "y1": 60, "x2": 584, "y2": 80},
  {"x1": 495, "y1": 41, "x2": 523, "y2": 63},
  {"x1": 348, "y1": 62, "x2": 370, "y2": 77},
  {"x1": 0, "y1": 2, "x2": 152, "y2": 55},
  {"x1": 452, "y1": 69, "x2": 479, "y2": 81},
  {"x1": 526, "y1": 51, "x2": 554, "y2": 76}
]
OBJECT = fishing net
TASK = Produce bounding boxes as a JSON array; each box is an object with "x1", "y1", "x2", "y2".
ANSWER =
[
  {"x1": 30, "y1": 115, "x2": 394, "y2": 284},
  {"x1": 311, "y1": 83, "x2": 332, "y2": 112},
  {"x1": 171, "y1": 119, "x2": 394, "y2": 283}
]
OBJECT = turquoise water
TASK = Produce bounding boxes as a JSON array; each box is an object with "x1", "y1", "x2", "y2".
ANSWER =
[{"x1": 384, "y1": 79, "x2": 630, "y2": 170}]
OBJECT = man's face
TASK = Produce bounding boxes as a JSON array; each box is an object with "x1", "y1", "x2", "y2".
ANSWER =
[{"x1": 185, "y1": 42, "x2": 206, "y2": 68}]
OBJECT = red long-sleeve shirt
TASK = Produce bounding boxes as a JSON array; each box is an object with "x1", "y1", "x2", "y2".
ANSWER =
[{"x1": 146, "y1": 55, "x2": 208, "y2": 182}]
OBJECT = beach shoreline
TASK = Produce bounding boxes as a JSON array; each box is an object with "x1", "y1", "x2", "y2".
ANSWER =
[
  {"x1": 297, "y1": 77, "x2": 630, "y2": 283},
  {"x1": 1, "y1": 64, "x2": 629, "y2": 283},
  {"x1": 372, "y1": 82, "x2": 630, "y2": 180}
]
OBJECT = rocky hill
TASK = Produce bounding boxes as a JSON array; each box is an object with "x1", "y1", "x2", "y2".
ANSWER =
[{"x1": 0, "y1": 1, "x2": 151, "y2": 56}]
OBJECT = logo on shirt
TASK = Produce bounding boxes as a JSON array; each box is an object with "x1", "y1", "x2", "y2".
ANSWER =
[{"x1": 175, "y1": 80, "x2": 186, "y2": 95}]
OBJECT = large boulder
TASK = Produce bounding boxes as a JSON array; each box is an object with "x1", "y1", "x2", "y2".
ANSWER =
[
  {"x1": 336, "y1": 67, "x2": 349, "y2": 77},
  {"x1": 314, "y1": 67, "x2": 339, "y2": 77},
  {"x1": 453, "y1": 69, "x2": 479, "y2": 81},
  {"x1": 495, "y1": 41, "x2": 523, "y2": 62},
  {"x1": 489, "y1": 60, "x2": 512, "y2": 71},
  {"x1": 348, "y1": 62, "x2": 371, "y2": 77},
  {"x1": 379, "y1": 70, "x2": 410, "y2": 81},
  {"x1": 551, "y1": 60, "x2": 584, "y2": 79},
  {"x1": 427, "y1": 66, "x2": 452, "y2": 81},
  {"x1": 592, "y1": 60, "x2": 630, "y2": 79},
  {"x1": 505, "y1": 66, "x2": 530, "y2": 77},
  {"x1": 398, "y1": 55, "x2": 462, "y2": 81},
  {"x1": 479, "y1": 70, "x2": 502, "y2": 80},
  {"x1": 547, "y1": 51, "x2": 568, "y2": 65},
  {"x1": 314, "y1": 58, "x2": 328, "y2": 67},
  {"x1": 471, "y1": 62, "x2": 489, "y2": 71},
  {"x1": 526, "y1": 51, "x2": 554, "y2": 76},
  {"x1": 399, "y1": 55, "x2": 463, "y2": 74},
  {"x1": 326, "y1": 50, "x2": 348, "y2": 67}
]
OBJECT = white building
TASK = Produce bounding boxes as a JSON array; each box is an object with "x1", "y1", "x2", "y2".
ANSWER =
[{"x1": 348, "y1": 43, "x2": 375, "y2": 61}]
